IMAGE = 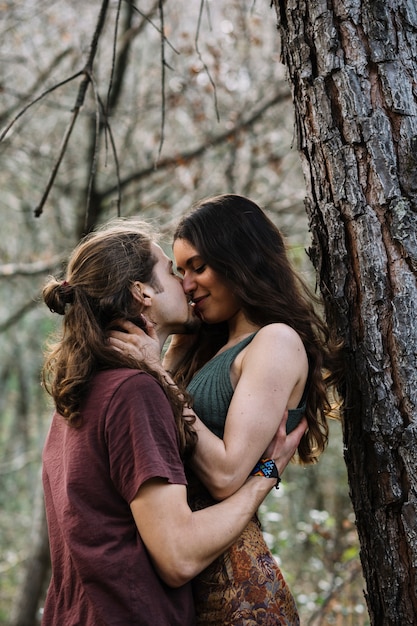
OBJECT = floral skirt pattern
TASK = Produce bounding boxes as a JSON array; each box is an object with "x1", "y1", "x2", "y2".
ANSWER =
[{"x1": 191, "y1": 491, "x2": 300, "y2": 625}]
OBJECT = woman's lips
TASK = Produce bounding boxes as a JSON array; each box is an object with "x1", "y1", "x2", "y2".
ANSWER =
[
  {"x1": 191, "y1": 295, "x2": 208, "y2": 315},
  {"x1": 192, "y1": 295, "x2": 207, "y2": 307}
]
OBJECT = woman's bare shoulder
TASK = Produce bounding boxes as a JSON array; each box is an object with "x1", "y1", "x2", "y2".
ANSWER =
[{"x1": 254, "y1": 323, "x2": 304, "y2": 348}]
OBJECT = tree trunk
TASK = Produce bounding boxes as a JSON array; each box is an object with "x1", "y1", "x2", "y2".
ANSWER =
[{"x1": 272, "y1": 0, "x2": 417, "y2": 623}]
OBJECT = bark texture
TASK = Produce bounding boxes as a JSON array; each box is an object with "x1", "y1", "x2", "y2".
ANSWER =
[{"x1": 272, "y1": 0, "x2": 417, "y2": 623}]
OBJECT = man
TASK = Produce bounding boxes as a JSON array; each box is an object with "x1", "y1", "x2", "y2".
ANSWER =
[{"x1": 41, "y1": 220, "x2": 304, "y2": 625}]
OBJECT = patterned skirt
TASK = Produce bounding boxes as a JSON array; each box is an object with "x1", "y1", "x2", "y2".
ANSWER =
[{"x1": 191, "y1": 490, "x2": 300, "y2": 625}]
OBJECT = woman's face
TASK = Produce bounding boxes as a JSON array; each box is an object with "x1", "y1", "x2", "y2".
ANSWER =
[{"x1": 173, "y1": 238, "x2": 240, "y2": 324}]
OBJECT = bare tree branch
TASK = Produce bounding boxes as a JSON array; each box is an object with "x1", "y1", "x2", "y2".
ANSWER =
[
  {"x1": 1, "y1": 0, "x2": 112, "y2": 220},
  {"x1": 0, "y1": 300, "x2": 41, "y2": 334},
  {"x1": 129, "y1": 0, "x2": 180, "y2": 55},
  {"x1": 0, "y1": 257, "x2": 68, "y2": 334},
  {"x1": 156, "y1": 0, "x2": 167, "y2": 163},
  {"x1": 127, "y1": 0, "x2": 179, "y2": 166},
  {"x1": 83, "y1": 87, "x2": 122, "y2": 234},
  {"x1": 84, "y1": 72, "x2": 103, "y2": 228},
  {"x1": 195, "y1": 0, "x2": 219, "y2": 122},
  {"x1": 0, "y1": 256, "x2": 66, "y2": 278},
  {"x1": 100, "y1": 106, "x2": 122, "y2": 217},
  {"x1": 0, "y1": 49, "x2": 74, "y2": 126},
  {"x1": 34, "y1": 0, "x2": 111, "y2": 218},
  {"x1": 81, "y1": 1, "x2": 139, "y2": 235},
  {"x1": 33, "y1": 105, "x2": 83, "y2": 218},
  {"x1": 106, "y1": 0, "x2": 123, "y2": 116},
  {"x1": 0, "y1": 70, "x2": 84, "y2": 143},
  {"x1": 101, "y1": 88, "x2": 291, "y2": 200}
]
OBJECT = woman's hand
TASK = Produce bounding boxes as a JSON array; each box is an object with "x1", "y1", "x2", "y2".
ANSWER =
[
  {"x1": 163, "y1": 332, "x2": 198, "y2": 372},
  {"x1": 265, "y1": 413, "x2": 307, "y2": 477},
  {"x1": 108, "y1": 318, "x2": 162, "y2": 369}
]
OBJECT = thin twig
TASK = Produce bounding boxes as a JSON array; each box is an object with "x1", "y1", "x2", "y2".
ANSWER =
[
  {"x1": 33, "y1": 0, "x2": 111, "y2": 217},
  {"x1": 156, "y1": 0, "x2": 167, "y2": 164},
  {"x1": 129, "y1": 0, "x2": 180, "y2": 55},
  {"x1": 101, "y1": 0, "x2": 122, "y2": 172},
  {"x1": 0, "y1": 71, "x2": 84, "y2": 142},
  {"x1": 87, "y1": 90, "x2": 122, "y2": 226},
  {"x1": 101, "y1": 108, "x2": 122, "y2": 216},
  {"x1": 84, "y1": 72, "x2": 102, "y2": 229},
  {"x1": 33, "y1": 105, "x2": 82, "y2": 218},
  {"x1": 84, "y1": 0, "x2": 127, "y2": 229},
  {"x1": 106, "y1": 0, "x2": 122, "y2": 116},
  {"x1": 0, "y1": 49, "x2": 74, "y2": 127},
  {"x1": 83, "y1": 0, "x2": 111, "y2": 77},
  {"x1": 195, "y1": 0, "x2": 220, "y2": 122}
]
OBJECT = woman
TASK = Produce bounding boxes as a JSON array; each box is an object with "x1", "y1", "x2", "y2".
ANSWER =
[
  {"x1": 41, "y1": 219, "x2": 305, "y2": 626},
  {"x1": 110, "y1": 196, "x2": 343, "y2": 625}
]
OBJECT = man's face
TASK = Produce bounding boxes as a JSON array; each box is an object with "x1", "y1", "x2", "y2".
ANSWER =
[{"x1": 147, "y1": 243, "x2": 200, "y2": 335}]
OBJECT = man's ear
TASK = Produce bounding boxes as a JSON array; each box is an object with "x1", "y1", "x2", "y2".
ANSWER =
[{"x1": 131, "y1": 281, "x2": 153, "y2": 308}]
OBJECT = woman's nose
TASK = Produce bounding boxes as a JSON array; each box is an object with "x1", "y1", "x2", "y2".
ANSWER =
[{"x1": 181, "y1": 273, "x2": 195, "y2": 295}]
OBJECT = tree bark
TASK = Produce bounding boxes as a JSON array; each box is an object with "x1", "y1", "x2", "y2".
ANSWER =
[{"x1": 272, "y1": 0, "x2": 417, "y2": 623}]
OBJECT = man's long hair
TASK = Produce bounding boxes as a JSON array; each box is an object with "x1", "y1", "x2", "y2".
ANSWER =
[{"x1": 42, "y1": 219, "x2": 196, "y2": 459}]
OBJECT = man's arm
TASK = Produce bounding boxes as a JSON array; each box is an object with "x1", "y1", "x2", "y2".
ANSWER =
[{"x1": 130, "y1": 415, "x2": 306, "y2": 588}]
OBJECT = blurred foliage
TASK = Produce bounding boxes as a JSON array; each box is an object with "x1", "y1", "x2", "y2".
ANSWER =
[{"x1": 260, "y1": 421, "x2": 370, "y2": 625}]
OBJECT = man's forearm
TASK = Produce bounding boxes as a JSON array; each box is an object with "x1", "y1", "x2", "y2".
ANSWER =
[{"x1": 182, "y1": 475, "x2": 275, "y2": 577}]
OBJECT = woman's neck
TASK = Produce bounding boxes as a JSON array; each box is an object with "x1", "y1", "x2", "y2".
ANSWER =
[{"x1": 226, "y1": 312, "x2": 260, "y2": 347}]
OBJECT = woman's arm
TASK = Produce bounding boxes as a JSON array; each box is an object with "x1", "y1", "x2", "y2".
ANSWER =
[
  {"x1": 108, "y1": 321, "x2": 308, "y2": 500},
  {"x1": 163, "y1": 332, "x2": 198, "y2": 373},
  {"x1": 189, "y1": 324, "x2": 309, "y2": 499}
]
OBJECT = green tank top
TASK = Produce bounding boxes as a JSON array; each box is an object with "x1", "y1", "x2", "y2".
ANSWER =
[{"x1": 187, "y1": 333, "x2": 306, "y2": 439}]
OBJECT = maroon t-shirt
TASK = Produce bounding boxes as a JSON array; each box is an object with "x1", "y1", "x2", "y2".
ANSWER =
[{"x1": 42, "y1": 369, "x2": 195, "y2": 625}]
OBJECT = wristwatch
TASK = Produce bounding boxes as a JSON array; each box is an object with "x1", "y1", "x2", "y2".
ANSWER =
[{"x1": 250, "y1": 458, "x2": 281, "y2": 489}]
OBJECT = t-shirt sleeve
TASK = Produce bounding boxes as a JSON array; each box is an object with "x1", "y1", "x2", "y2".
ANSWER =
[{"x1": 104, "y1": 372, "x2": 187, "y2": 503}]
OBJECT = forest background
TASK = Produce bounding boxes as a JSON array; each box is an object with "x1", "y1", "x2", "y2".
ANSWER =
[{"x1": 0, "y1": 1, "x2": 368, "y2": 624}]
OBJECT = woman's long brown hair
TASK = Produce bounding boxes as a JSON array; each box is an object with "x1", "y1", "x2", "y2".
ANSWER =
[{"x1": 172, "y1": 195, "x2": 344, "y2": 464}]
